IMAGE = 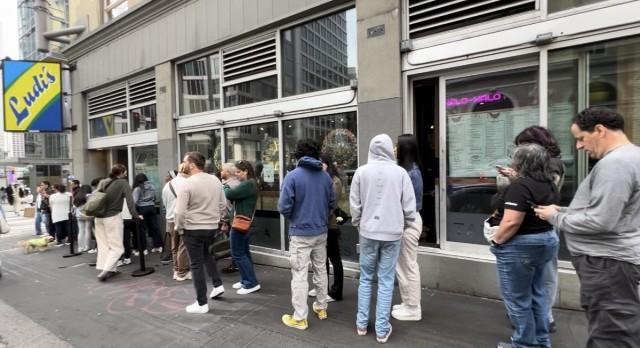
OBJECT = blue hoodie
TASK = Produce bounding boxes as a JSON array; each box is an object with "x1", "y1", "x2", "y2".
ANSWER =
[{"x1": 278, "y1": 156, "x2": 336, "y2": 236}]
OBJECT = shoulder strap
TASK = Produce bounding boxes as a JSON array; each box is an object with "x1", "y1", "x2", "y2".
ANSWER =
[
  {"x1": 101, "y1": 178, "x2": 118, "y2": 193},
  {"x1": 169, "y1": 182, "x2": 177, "y2": 198}
]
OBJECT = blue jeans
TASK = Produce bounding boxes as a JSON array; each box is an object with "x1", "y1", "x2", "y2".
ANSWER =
[
  {"x1": 491, "y1": 231, "x2": 559, "y2": 348},
  {"x1": 356, "y1": 236, "x2": 401, "y2": 337},
  {"x1": 230, "y1": 227, "x2": 259, "y2": 288},
  {"x1": 35, "y1": 212, "x2": 49, "y2": 235}
]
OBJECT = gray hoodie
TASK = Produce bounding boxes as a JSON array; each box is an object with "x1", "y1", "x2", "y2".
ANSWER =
[{"x1": 350, "y1": 134, "x2": 416, "y2": 242}]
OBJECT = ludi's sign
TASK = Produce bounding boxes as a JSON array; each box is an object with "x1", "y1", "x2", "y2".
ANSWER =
[{"x1": 2, "y1": 60, "x2": 63, "y2": 132}]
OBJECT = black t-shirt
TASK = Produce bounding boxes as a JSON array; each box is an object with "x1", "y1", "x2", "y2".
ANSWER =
[{"x1": 502, "y1": 177, "x2": 559, "y2": 235}]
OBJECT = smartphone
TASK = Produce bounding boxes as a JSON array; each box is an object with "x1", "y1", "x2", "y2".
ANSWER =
[{"x1": 525, "y1": 200, "x2": 539, "y2": 209}]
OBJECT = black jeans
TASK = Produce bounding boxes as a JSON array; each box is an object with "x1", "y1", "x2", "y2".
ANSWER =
[
  {"x1": 136, "y1": 205, "x2": 163, "y2": 248},
  {"x1": 183, "y1": 229, "x2": 223, "y2": 305},
  {"x1": 572, "y1": 255, "x2": 640, "y2": 348},
  {"x1": 53, "y1": 220, "x2": 69, "y2": 243},
  {"x1": 122, "y1": 219, "x2": 135, "y2": 259},
  {"x1": 326, "y1": 228, "x2": 344, "y2": 299}
]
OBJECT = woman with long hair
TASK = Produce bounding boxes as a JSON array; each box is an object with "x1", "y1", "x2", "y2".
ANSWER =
[
  {"x1": 392, "y1": 134, "x2": 424, "y2": 321},
  {"x1": 132, "y1": 173, "x2": 163, "y2": 254},
  {"x1": 490, "y1": 143, "x2": 560, "y2": 348},
  {"x1": 224, "y1": 160, "x2": 260, "y2": 295},
  {"x1": 94, "y1": 164, "x2": 139, "y2": 281},
  {"x1": 73, "y1": 184, "x2": 93, "y2": 252},
  {"x1": 497, "y1": 126, "x2": 565, "y2": 332}
]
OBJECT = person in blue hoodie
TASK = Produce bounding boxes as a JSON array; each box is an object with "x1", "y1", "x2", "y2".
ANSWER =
[
  {"x1": 350, "y1": 134, "x2": 416, "y2": 344},
  {"x1": 279, "y1": 139, "x2": 335, "y2": 331}
]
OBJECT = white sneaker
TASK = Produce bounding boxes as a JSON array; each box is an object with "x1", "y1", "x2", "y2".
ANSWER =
[
  {"x1": 173, "y1": 271, "x2": 178, "y2": 280},
  {"x1": 232, "y1": 281, "x2": 243, "y2": 289},
  {"x1": 175, "y1": 272, "x2": 192, "y2": 282},
  {"x1": 237, "y1": 284, "x2": 261, "y2": 295},
  {"x1": 151, "y1": 247, "x2": 162, "y2": 253},
  {"x1": 185, "y1": 301, "x2": 209, "y2": 314},
  {"x1": 327, "y1": 296, "x2": 336, "y2": 303},
  {"x1": 209, "y1": 285, "x2": 225, "y2": 299},
  {"x1": 392, "y1": 303, "x2": 405, "y2": 311},
  {"x1": 87, "y1": 248, "x2": 97, "y2": 254},
  {"x1": 132, "y1": 250, "x2": 139, "y2": 257},
  {"x1": 308, "y1": 288, "x2": 317, "y2": 297},
  {"x1": 116, "y1": 259, "x2": 132, "y2": 267},
  {"x1": 391, "y1": 304, "x2": 422, "y2": 321}
]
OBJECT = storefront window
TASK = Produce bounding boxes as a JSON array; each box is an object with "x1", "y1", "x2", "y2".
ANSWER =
[
  {"x1": 445, "y1": 67, "x2": 539, "y2": 245},
  {"x1": 282, "y1": 112, "x2": 358, "y2": 260},
  {"x1": 178, "y1": 55, "x2": 221, "y2": 115},
  {"x1": 281, "y1": 8, "x2": 357, "y2": 97},
  {"x1": 89, "y1": 112, "x2": 128, "y2": 138},
  {"x1": 225, "y1": 123, "x2": 280, "y2": 249},
  {"x1": 549, "y1": 35, "x2": 640, "y2": 259},
  {"x1": 180, "y1": 130, "x2": 222, "y2": 175},
  {"x1": 223, "y1": 76, "x2": 278, "y2": 108},
  {"x1": 132, "y1": 145, "x2": 160, "y2": 202},
  {"x1": 130, "y1": 104, "x2": 157, "y2": 132},
  {"x1": 549, "y1": 0, "x2": 607, "y2": 13}
]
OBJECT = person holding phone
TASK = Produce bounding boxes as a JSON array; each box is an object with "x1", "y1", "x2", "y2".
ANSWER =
[{"x1": 489, "y1": 143, "x2": 560, "y2": 348}]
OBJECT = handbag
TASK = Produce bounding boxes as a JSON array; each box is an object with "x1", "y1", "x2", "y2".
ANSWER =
[
  {"x1": 483, "y1": 217, "x2": 499, "y2": 244},
  {"x1": 209, "y1": 229, "x2": 231, "y2": 260},
  {"x1": 231, "y1": 202, "x2": 255, "y2": 234},
  {"x1": 334, "y1": 207, "x2": 351, "y2": 225},
  {"x1": 83, "y1": 179, "x2": 117, "y2": 217},
  {"x1": 0, "y1": 217, "x2": 10, "y2": 234}
]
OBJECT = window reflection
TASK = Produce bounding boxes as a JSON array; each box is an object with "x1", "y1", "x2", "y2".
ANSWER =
[
  {"x1": 281, "y1": 8, "x2": 357, "y2": 97},
  {"x1": 180, "y1": 130, "x2": 222, "y2": 175},
  {"x1": 89, "y1": 112, "x2": 128, "y2": 138}
]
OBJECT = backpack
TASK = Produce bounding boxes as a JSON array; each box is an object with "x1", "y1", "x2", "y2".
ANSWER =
[{"x1": 83, "y1": 179, "x2": 118, "y2": 217}]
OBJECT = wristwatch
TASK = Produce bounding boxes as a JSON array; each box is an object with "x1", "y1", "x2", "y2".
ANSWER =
[{"x1": 490, "y1": 239, "x2": 501, "y2": 247}]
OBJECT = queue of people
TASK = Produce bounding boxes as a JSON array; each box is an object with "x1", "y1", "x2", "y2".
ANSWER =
[{"x1": 15, "y1": 105, "x2": 639, "y2": 347}]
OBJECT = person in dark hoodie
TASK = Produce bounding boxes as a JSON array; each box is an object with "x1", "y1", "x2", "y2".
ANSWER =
[
  {"x1": 132, "y1": 173, "x2": 163, "y2": 253},
  {"x1": 350, "y1": 134, "x2": 416, "y2": 344},
  {"x1": 279, "y1": 139, "x2": 335, "y2": 331}
]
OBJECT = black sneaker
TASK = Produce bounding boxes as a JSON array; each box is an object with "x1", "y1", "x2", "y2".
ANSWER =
[
  {"x1": 160, "y1": 255, "x2": 171, "y2": 264},
  {"x1": 549, "y1": 321, "x2": 557, "y2": 333}
]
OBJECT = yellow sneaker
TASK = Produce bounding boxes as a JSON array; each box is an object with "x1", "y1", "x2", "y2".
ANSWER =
[
  {"x1": 282, "y1": 314, "x2": 308, "y2": 330},
  {"x1": 312, "y1": 303, "x2": 328, "y2": 320}
]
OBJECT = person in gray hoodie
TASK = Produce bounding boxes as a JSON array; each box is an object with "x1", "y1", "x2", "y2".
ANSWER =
[{"x1": 350, "y1": 134, "x2": 416, "y2": 344}]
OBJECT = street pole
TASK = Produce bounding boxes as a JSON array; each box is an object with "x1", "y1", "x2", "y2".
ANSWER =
[{"x1": 131, "y1": 219, "x2": 154, "y2": 277}]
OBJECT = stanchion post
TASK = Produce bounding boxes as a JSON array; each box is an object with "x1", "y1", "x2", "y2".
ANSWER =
[
  {"x1": 63, "y1": 215, "x2": 81, "y2": 258},
  {"x1": 132, "y1": 218, "x2": 154, "y2": 277}
]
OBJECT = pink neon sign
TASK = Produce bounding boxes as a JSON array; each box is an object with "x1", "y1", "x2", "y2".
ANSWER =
[{"x1": 446, "y1": 92, "x2": 503, "y2": 107}]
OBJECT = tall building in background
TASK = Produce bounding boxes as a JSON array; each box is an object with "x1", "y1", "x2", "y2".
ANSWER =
[{"x1": 3, "y1": 0, "x2": 72, "y2": 188}]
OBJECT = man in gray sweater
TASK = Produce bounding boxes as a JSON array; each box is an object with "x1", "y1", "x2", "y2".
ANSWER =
[
  {"x1": 535, "y1": 107, "x2": 640, "y2": 347},
  {"x1": 175, "y1": 151, "x2": 227, "y2": 314}
]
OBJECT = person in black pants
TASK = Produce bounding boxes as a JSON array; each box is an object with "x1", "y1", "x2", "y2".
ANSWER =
[
  {"x1": 118, "y1": 199, "x2": 135, "y2": 265},
  {"x1": 132, "y1": 174, "x2": 163, "y2": 253},
  {"x1": 321, "y1": 154, "x2": 344, "y2": 302}
]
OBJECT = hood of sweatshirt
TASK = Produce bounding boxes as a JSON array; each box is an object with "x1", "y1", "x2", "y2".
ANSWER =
[
  {"x1": 367, "y1": 134, "x2": 396, "y2": 163},
  {"x1": 297, "y1": 156, "x2": 323, "y2": 171}
]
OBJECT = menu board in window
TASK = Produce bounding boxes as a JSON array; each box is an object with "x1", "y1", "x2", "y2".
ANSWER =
[{"x1": 447, "y1": 107, "x2": 538, "y2": 177}]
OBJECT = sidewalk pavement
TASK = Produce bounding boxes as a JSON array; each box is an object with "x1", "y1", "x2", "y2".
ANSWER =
[{"x1": 0, "y1": 214, "x2": 587, "y2": 348}]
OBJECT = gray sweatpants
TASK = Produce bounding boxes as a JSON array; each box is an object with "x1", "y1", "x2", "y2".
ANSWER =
[
  {"x1": 289, "y1": 234, "x2": 328, "y2": 320},
  {"x1": 572, "y1": 255, "x2": 640, "y2": 348}
]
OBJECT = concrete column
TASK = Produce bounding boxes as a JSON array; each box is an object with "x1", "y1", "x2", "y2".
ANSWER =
[
  {"x1": 154, "y1": 62, "x2": 178, "y2": 178},
  {"x1": 356, "y1": 0, "x2": 403, "y2": 164}
]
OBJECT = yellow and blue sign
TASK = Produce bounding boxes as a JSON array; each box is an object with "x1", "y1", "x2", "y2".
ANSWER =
[{"x1": 2, "y1": 60, "x2": 63, "y2": 132}]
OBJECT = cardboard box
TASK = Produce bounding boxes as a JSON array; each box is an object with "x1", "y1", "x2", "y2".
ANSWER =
[{"x1": 23, "y1": 206, "x2": 35, "y2": 218}]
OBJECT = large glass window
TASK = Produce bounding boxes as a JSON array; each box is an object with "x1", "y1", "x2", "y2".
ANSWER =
[
  {"x1": 549, "y1": 35, "x2": 640, "y2": 259},
  {"x1": 130, "y1": 104, "x2": 157, "y2": 132},
  {"x1": 90, "y1": 112, "x2": 128, "y2": 138},
  {"x1": 445, "y1": 67, "x2": 539, "y2": 245},
  {"x1": 549, "y1": 0, "x2": 607, "y2": 13},
  {"x1": 281, "y1": 8, "x2": 357, "y2": 97},
  {"x1": 178, "y1": 55, "x2": 221, "y2": 115},
  {"x1": 132, "y1": 145, "x2": 160, "y2": 202},
  {"x1": 223, "y1": 76, "x2": 278, "y2": 108},
  {"x1": 282, "y1": 112, "x2": 359, "y2": 260},
  {"x1": 180, "y1": 130, "x2": 222, "y2": 175},
  {"x1": 225, "y1": 123, "x2": 280, "y2": 249}
]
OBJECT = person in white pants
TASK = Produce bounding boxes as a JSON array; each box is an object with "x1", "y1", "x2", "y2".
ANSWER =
[
  {"x1": 94, "y1": 164, "x2": 140, "y2": 281},
  {"x1": 392, "y1": 134, "x2": 424, "y2": 321}
]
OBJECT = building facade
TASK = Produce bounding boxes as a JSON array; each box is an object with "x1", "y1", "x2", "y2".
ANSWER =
[
  {"x1": 8, "y1": 0, "x2": 72, "y2": 188},
  {"x1": 64, "y1": 0, "x2": 640, "y2": 309}
]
